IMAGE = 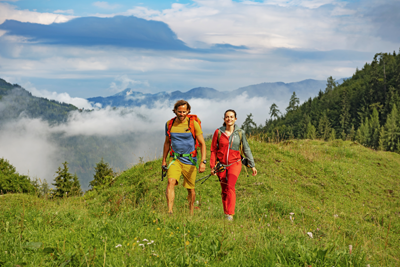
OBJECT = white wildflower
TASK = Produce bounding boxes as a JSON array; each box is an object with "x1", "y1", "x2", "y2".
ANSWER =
[
  {"x1": 115, "y1": 244, "x2": 122, "y2": 248},
  {"x1": 139, "y1": 244, "x2": 145, "y2": 247},
  {"x1": 143, "y1": 239, "x2": 148, "y2": 241},
  {"x1": 307, "y1": 232, "x2": 313, "y2": 239},
  {"x1": 289, "y1": 212, "x2": 294, "y2": 215}
]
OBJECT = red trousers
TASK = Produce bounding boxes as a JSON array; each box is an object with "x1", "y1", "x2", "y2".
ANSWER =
[{"x1": 218, "y1": 161, "x2": 242, "y2": 215}]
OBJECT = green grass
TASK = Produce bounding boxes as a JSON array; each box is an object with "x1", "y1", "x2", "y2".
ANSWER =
[{"x1": 1, "y1": 139, "x2": 399, "y2": 266}]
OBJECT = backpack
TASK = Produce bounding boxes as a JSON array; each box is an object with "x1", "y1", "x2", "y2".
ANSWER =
[
  {"x1": 217, "y1": 129, "x2": 251, "y2": 168},
  {"x1": 166, "y1": 114, "x2": 202, "y2": 168}
]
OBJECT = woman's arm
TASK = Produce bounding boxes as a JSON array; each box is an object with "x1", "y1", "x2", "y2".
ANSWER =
[{"x1": 241, "y1": 130, "x2": 255, "y2": 168}]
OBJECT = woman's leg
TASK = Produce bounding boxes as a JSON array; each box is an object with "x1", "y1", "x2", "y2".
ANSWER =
[
  {"x1": 219, "y1": 163, "x2": 242, "y2": 215},
  {"x1": 225, "y1": 163, "x2": 242, "y2": 215},
  {"x1": 218, "y1": 170, "x2": 229, "y2": 214}
]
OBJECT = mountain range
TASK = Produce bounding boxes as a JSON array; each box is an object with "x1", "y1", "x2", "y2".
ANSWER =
[{"x1": 87, "y1": 79, "x2": 345, "y2": 108}]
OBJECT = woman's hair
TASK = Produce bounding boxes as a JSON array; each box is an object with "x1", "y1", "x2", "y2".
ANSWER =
[
  {"x1": 223, "y1": 109, "x2": 237, "y2": 126},
  {"x1": 173, "y1": 99, "x2": 191, "y2": 114}
]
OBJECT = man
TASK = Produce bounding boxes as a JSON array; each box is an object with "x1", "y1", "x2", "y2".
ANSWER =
[{"x1": 162, "y1": 100, "x2": 206, "y2": 215}]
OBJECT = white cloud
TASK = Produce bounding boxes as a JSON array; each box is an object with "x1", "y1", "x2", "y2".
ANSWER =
[
  {"x1": 54, "y1": 9, "x2": 74, "y2": 15},
  {"x1": 93, "y1": 1, "x2": 121, "y2": 10},
  {"x1": 109, "y1": 75, "x2": 150, "y2": 93},
  {"x1": 22, "y1": 82, "x2": 94, "y2": 109},
  {"x1": 0, "y1": 3, "x2": 75, "y2": 25}
]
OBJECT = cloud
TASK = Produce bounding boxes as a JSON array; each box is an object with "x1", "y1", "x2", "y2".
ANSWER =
[
  {"x1": 0, "y1": 2, "x2": 74, "y2": 25},
  {"x1": 367, "y1": 2, "x2": 400, "y2": 43},
  {"x1": 109, "y1": 75, "x2": 150, "y2": 93},
  {"x1": 54, "y1": 9, "x2": 74, "y2": 15},
  {"x1": 0, "y1": 92, "x2": 285, "y2": 188},
  {"x1": 93, "y1": 1, "x2": 121, "y2": 10},
  {"x1": 0, "y1": 16, "x2": 192, "y2": 50},
  {"x1": 122, "y1": 0, "x2": 397, "y2": 53}
]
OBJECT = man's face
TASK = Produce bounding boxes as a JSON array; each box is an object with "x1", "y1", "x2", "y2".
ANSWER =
[{"x1": 175, "y1": 104, "x2": 189, "y2": 122}]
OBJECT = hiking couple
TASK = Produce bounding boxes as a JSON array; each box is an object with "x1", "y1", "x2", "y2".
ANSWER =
[{"x1": 162, "y1": 100, "x2": 257, "y2": 220}]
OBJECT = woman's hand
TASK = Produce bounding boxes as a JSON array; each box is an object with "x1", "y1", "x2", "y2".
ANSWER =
[{"x1": 251, "y1": 167, "x2": 257, "y2": 176}]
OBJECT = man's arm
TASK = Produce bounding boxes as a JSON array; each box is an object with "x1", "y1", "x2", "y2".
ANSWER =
[
  {"x1": 162, "y1": 135, "x2": 170, "y2": 168},
  {"x1": 196, "y1": 134, "x2": 206, "y2": 173}
]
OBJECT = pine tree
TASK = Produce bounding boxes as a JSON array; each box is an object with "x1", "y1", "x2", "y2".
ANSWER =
[
  {"x1": 318, "y1": 112, "x2": 331, "y2": 141},
  {"x1": 340, "y1": 88, "x2": 350, "y2": 132},
  {"x1": 348, "y1": 125, "x2": 355, "y2": 141},
  {"x1": 242, "y1": 113, "x2": 257, "y2": 134},
  {"x1": 71, "y1": 174, "x2": 82, "y2": 196},
  {"x1": 269, "y1": 103, "x2": 281, "y2": 119},
  {"x1": 362, "y1": 117, "x2": 371, "y2": 146},
  {"x1": 306, "y1": 122, "x2": 316, "y2": 139},
  {"x1": 325, "y1": 76, "x2": 337, "y2": 94},
  {"x1": 341, "y1": 130, "x2": 346, "y2": 141},
  {"x1": 300, "y1": 114, "x2": 311, "y2": 138},
  {"x1": 90, "y1": 158, "x2": 115, "y2": 189},
  {"x1": 378, "y1": 126, "x2": 386, "y2": 151},
  {"x1": 370, "y1": 108, "x2": 380, "y2": 149},
  {"x1": 383, "y1": 104, "x2": 400, "y2": 152},
  {"x1": 286, "y1": 92, "x2": 300, "y2": 113},
  {"x1": 329, "y1": 128, "x2": 336, "y2": 141},
  {"x1": 52, "y1": 162, "x2": 81, "y2": 197}
]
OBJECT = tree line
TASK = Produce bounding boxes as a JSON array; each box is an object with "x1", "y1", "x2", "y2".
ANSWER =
[
  {"x1": 241, "y1": 50, "x2": 400, "y2": 153},
  {"x1": 0, "y1": 158, "x2": 116, "y2": 197}
]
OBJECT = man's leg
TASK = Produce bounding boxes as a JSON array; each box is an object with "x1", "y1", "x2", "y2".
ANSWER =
[
  {"x1": 187, "y1": 188, "x2": 195, "y2": 215},
  {"x1": 166, "y1": 178, "x2": 177, "y2": 213}
]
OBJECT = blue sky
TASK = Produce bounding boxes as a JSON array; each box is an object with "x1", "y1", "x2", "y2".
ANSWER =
[{"x1": 0, "y1": 0, "x2": 399, "y2": 103}]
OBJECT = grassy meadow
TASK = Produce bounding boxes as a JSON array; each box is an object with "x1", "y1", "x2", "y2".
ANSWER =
[{"x1": 1, "y1": 138, "x2": 399, "y2": 266}]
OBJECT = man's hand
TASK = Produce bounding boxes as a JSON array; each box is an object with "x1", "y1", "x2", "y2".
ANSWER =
[{"x1": 199, "y1": 162, "x2": 206, "y2": 173}]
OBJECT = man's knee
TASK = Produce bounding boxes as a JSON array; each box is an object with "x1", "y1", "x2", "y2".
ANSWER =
[{"x1": 167, "y1": 178, "x2": 177, "y2": 188}]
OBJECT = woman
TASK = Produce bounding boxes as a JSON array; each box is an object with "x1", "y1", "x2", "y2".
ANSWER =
[{"x1": 210, "y1": 109, "x2": 257, "y2": 221}]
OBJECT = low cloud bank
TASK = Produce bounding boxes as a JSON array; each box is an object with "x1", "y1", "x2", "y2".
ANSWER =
[{"x1": 0, "y1": 93, "x2": 286, "y2": 189}]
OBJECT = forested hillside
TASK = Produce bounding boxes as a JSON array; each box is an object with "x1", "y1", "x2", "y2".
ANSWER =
[
  {"x1": 257, "y1": 51, "x2": 400, "y2": 153},
  {"x1": 0, "y1": 79, "x2": 78, "y2": 123}
]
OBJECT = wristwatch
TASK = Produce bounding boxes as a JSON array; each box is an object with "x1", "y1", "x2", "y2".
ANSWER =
[{"x1": 202, "y1": 160, "x2": 207, "y2": 164}]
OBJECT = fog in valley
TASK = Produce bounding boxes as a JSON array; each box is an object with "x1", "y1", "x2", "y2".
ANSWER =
[{"x1": 0, "y1": 92, "x2": 287, "y2": 189}]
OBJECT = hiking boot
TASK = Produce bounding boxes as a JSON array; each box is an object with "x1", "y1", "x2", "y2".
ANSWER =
[{"x1": 225, "y1": 214, "x2": 233, "y2": 221}]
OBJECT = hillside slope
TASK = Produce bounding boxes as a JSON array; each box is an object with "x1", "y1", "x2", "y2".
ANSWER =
[
  {"x1": 1, "y1": 139, "x2": 399, "y2": 266},
  {"x1": 0, "y1": 78, "x2": 77, "y2": 123}
]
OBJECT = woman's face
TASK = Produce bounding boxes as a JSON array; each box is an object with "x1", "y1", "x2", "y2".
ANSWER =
[{"x1": 224, "y1": 111, "x2": 237, "y2": 126}]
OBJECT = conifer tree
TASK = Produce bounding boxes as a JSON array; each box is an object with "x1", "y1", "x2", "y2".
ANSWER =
[
  {"x1": 370, "y1": 108, "x2": 380, "y2": 149},
  {"x1": 341, "y1": 130, "x2": 346, "y2": 141},
  {"x1": 378, "y1": 126, "x2": 386, "y2": 151},
  {"x1": 362, "y1": 117, "x2": 370, "y2": 146},
  {"x1": 348, "y1": 125, "x2": 355, "y2": 141},
  {"x1": 53, "y1": 162, "x2": 81, "y2": 197},
  {"x1": 329, "y1": 128, "x2": 336, "y2": 141},
  {"x1": 318, "y1": 112, "x2": 331, "y2": 141},
  {"x1": 286, "y1": 92, "x2": 300, "y2": 113},
  {"x1": 383, "y1": 104, "x2": 399, "y2": 152},
  {"x1": 71, "y1": 174, "x2": 82, "y2": 196},
  {"x1": 306, "y1": 122, "x2": 316, "y2": 139},
  {"x1": 242, "y1": 113, "x2": 257, "y2": 134},
  {"x1": 90, "y1": 158, "x2": 115, "y2": 189},
  {"x1": 269, "y1": 103, "x2": 281, "y2": 119},
  {"x1": 325, "y1": 76, "x2": 337, "y2": 93},
  {"x1": 340, "y1": 88, "x2": 350, "y2": 132}
]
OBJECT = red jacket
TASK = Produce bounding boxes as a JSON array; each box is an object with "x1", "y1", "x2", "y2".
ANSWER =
[{"x1": 210, "y1": 128, "x2": 241, "y2": 168}]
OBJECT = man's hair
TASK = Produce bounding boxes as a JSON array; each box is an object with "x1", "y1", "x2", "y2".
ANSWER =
[{"x1": 173, "y1": 100, "x2": 191, "y2": 114}]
